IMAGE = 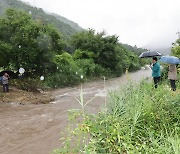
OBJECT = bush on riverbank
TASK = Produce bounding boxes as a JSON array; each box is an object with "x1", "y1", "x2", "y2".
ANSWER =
[
  {"x1": 53, "y1": 80, "x2": 180, "y2": 153},
  {"x1": 0, "y1": 9, "x2": 146, "y2": 90},
  {"x1": 11, "y1": 77, "x2": 43, "y2": 92}
]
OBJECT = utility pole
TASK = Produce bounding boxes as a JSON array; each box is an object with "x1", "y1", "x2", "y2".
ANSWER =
[{"x1": 176, "y1": 30, "x2": 180, "y2": 39}]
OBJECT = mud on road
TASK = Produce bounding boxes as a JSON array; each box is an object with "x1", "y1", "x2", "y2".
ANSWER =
[{"x1": 0, "y1": 69, "x2": 151, "y2": 154}]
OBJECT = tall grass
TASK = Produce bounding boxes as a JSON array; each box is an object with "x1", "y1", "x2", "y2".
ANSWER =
[
  {"x1": 53, "y1": 80, "x2": 180, "y2": 154},
  {"x1": 105, "y1": 82, "x2": 180, "y2": 153}
]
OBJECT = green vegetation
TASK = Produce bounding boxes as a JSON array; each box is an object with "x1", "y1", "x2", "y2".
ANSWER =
[
  {"x1": 0, "y1": 0, "x2": 82, "y2": 40},
  {"x1": 53, "y1": 80, "x2": 180, "y2": 154},
  {"x1": 161, "y1": 37, "x2": 180, "y2": 80},
  {"x1": 122, "y1": 44, "x2": 147, "y2": 55},
  {"x1": 172, "y1": 38, "x2": 180, "y2": 58},
  {"x1": 71, "y1": 29, "x2": 142, "y2": 76},
  {"x1": 0, "y1": 2, "x2": 179, "y2": 153},
  {"x1": 0, "y1": 8, "x2": 145, "y2": 89},
  {"x1": 0, "y1": 8, "x2": 64, "y2": 74}
]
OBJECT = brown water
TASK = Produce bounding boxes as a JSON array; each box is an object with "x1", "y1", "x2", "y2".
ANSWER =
[{"x1": 0, "y1": 69, "x2": 151, "y2": 154}]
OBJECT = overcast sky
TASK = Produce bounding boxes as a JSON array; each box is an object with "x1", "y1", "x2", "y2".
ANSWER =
[{"x1": 21, "y1": 0, "x2": 180, "y2": 49}]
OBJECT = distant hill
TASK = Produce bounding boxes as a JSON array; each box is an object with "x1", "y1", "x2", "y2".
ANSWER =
[
  {"x1": 0, "y1": 0, "x2": 148, "y2": 53},
  {"x1": 0, "y1": 0, "x2": 83, "y2": 40},
  {"x1": 150, "y1": 47, "x2": 171, "y2": 55},
  {"x1": 143, "y1": 46, "x2": 171, "y2": 55},
  {"x1": 51, "y1": 13, "x2": 82, "y2": 32},
  {"x1": 121, "y1": 44, "x2": 147, "y2": 55},
  {"x1": 143, "y1": 40, "x2": 172, "y2": 55}
]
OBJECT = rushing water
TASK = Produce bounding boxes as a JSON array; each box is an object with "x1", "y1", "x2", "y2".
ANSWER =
[{"x1": 0, "y1": 69, "x2": 151, "y2": 154}]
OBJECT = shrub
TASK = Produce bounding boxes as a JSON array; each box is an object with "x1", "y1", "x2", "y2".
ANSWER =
[
  {"x1": 161, "y1": 64, "x2": 169, "y2": 81},
  {"x1": 128, "y1": 62, "x2": 141, "y2": 72},
  {"x1": 11, "y1": 77, "x2": 42, "y2": 92},
  {"x1": 73, "y1": 49, "x2": 96, "y2": 59},
  {"x1": 53, "y1": 81, "x2": 180, "y2": 153},
  {"x1": 75, "y1": 59, "x2": 96, "y2": 77},
  {"x1": 44, "y1": 63, "x2": 84, "y2": 88},
  {"x1": 54, "y1": 52, "x2": 74, "y2": 64},
  {"x1": 75, "y1": 59, "x2": 108, "y2": 78}
]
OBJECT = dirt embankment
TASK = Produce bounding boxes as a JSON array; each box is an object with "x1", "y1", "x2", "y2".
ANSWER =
[{"x1": 0, "y1": 86, "x2": 53, "y2": 105}]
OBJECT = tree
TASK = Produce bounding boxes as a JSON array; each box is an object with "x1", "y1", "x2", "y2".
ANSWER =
[
  {"x1": 0, "y1": 41, "x2": 12, "y2": 68},
  {"x1": 0, "y1": 8, "x2": 65, "y2": 74},
  {"x1": 71, "y1": 29, "x2": 122, "y2": 73},
  {"x1": 171, "y1": 38, "x2": 180, "y2": 57}
]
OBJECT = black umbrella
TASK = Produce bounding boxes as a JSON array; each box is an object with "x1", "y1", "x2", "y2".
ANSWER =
[
  {"x1": 139, "y1": 51, "x2": 162, "y2": 58},
  {"x1": 0, "y1": 70, "x2": 18, "y2": 79}
]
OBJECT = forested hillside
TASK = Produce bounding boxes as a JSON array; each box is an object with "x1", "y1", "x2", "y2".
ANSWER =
[
  {"x1": 122, "y1": 44, "x2": 147, "y2": 55},
  {"x1": 0, "y1": 0, "x2": 146, "y2": 53},
  {"x1": 51, "y1": 13, "x2": 82, "y2": 32},
  {"x1": 0, "y1": 8, "x2": 147, "y2": 89},
  {"x1": 0, "y1": 0, "x2": 149, "y2": 90},
  {"x1": 0, "y1": 0, "x2": 82, "y2": 40}
]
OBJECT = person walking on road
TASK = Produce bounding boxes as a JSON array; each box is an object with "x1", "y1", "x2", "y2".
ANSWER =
[
  {"x1": 2, "y1": 72, "x2": 10, "y2": 92},
  {"x1": 151, "y1": 57, "x2": 161, "y2": 88},
  {"x1": 168, "y1": 64, "x2": 177, "y2": 91}
]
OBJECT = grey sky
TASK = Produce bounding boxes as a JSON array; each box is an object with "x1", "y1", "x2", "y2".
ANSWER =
[{"x1": 21, "y1": 0, "x2": 180, "y2": 49}]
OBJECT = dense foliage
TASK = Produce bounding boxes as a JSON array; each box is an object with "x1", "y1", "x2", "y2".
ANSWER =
[
  {"x1": 0, "y1": 8, "x2": 145, "y2": 89},
  {"x1": 171, "y1": 38, "x2": 180, "y2": 58},
  {"x1": 0, "y1": 9, "x2": 64, "y2": 75},
  {"x1": 0, "y1": 0, "x2": 82, "y2": 40},
  {"x1": 122, "y1": 44, "x2": 147, "y2": 55},
  {"x1": 71, "y1": 29, "x2": 142, "y2": 76},
  {"x1": 161, "y1": 38, "x2": 180, "y2": 81},
  {"x1": 53, "y1": 80, "x2": 180, "y2": 153}
]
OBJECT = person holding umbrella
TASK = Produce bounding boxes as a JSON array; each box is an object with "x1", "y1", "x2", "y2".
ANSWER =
[
  {"x1": 168, "y1": 64, "x2": 177, "y2": 91},
  {"x1": 150, "y1": 57, "x2": 161, "y2": 88},
  {"x1": 139, "y1": 51, "x2": 162, "y2": 88},
  {"x1": 2, "y1": 72, "x2": 10, "y2": 92},
  {"x1": 159, "y1": 55, "x2": 179, "y2": 91}
]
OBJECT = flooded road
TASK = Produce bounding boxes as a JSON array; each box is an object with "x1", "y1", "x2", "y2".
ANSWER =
[{"x1": 0, "y1": 69, "x2": 151, "y2": 154}]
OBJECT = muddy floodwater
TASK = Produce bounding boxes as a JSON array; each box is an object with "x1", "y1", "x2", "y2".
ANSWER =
[{"x1": 0, "y1": 69, "x2": 151, "y2": 154}]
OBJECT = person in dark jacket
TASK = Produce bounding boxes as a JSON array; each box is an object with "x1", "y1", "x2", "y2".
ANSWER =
[{"x1": 151, "y1": 57, "x2": 161, "y2": 88}]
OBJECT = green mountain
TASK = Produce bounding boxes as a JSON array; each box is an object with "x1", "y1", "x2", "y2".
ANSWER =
[
  {"x1": 0, "y1": 0, "x2": 146, "y2": 54},
  {"x1": 51, "y1": 13, "x2": 82, "y2": 32},
  {"x1": 0, "y1": 0, "x2": 83, "y2": 40},
  {"x1": 121, "y1": 43, "x2": 147, "y2": 55}
]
